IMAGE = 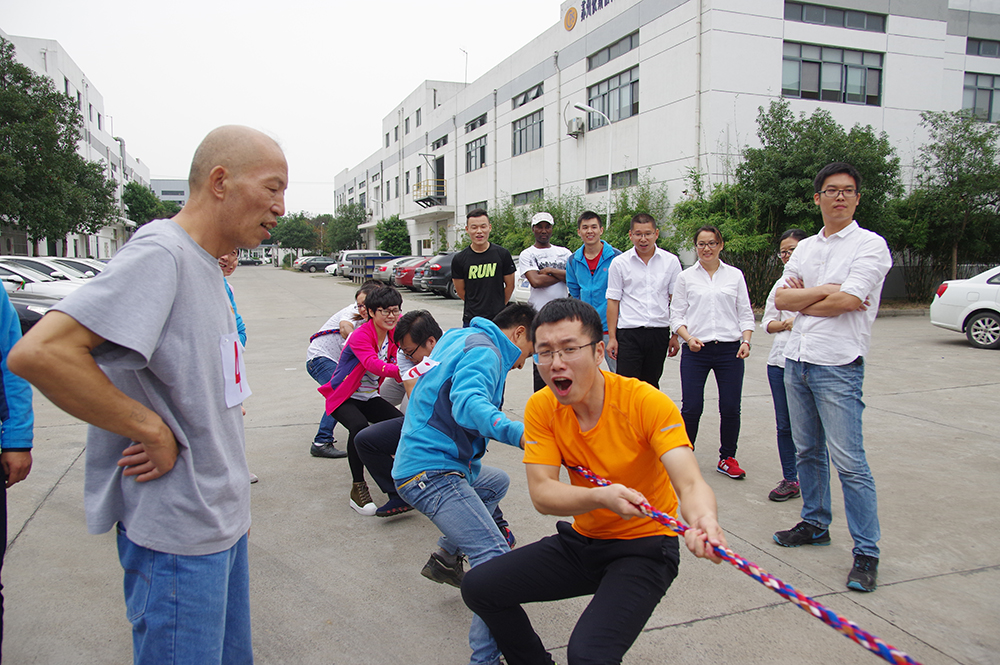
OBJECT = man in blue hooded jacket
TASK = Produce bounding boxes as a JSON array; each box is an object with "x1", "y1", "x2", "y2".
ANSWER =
[
  {"x1": 565, "y1": 211, "x2": 620, "y2": 371},
  {"x1": 393, "y1": 303, "x2": 535, "y2": 665}
]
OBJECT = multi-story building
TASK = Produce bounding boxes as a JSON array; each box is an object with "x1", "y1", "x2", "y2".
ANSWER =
[
  {"x1": 2, "y1": 28, "x2": 150, "y2": 258},
  {"x1": 151, "y1": 179, "x2": 190, "y2": 209},
  {"x1": 334, "y1": 0, "x2": 1000, "y2": 255}
]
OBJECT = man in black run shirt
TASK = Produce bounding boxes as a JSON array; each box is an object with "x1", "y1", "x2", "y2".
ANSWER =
[{"x1": 452, "y1": 209, "x2": 516, "y2": 327}]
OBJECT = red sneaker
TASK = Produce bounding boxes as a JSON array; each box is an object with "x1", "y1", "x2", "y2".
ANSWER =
[{"x1": 717, "y1": 457, "x2": 746, "y2": 479}]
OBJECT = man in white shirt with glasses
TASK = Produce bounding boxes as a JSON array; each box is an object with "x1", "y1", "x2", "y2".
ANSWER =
[{"x1": 772, "y1": 162, "x2": 891, "y2": 594}]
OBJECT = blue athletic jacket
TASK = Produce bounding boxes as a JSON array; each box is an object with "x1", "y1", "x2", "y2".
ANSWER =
[
  {"x1": 392, "y1": 317, "x2": 524, "y2": 485},
  {"x1": 565, "y1": 240, "x2": 621, "y2": 332},
  {"x1": 0, "y1": 290, "x2": 34, "y2": 451}
]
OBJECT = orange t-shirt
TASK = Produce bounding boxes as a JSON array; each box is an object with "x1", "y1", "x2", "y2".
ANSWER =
[{"x1": 523, "y1": 372, "x2": 692, "y2": 540}]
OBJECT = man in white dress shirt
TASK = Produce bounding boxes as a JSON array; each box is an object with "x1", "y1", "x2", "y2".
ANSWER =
[
  {"x1": 772, "y1": 162, "x2": 891, "y2": 593},
  {"x1": 606, "y1": 214, "x2": 681, "y2": 387}
]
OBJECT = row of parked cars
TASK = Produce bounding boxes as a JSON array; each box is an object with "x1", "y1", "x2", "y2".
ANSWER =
[{"x1": 0, "y1": 256, "x2": 109, "y2": 334}]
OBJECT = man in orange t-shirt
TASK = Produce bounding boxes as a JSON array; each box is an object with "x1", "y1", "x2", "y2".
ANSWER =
[{"x1": 462, "y1": 298, "x2": 726, "y2": 665}]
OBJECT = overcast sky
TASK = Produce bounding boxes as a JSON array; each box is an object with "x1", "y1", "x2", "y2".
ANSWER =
[{"x1": 2, "y1": 0, "x2": 561, "y2": 216}]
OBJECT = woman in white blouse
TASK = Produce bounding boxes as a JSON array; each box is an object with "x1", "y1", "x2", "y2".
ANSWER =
[
  {"x1": 669, "y1": 226, "x2": 755, "y2": 480},
  {"x1": 761, "y1": 229, "x2": 808, "y2": 501}
]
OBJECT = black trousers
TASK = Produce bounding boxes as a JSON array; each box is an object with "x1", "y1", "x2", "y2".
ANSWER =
[
  {"x1": 331, "y1": 397, "x2": 402, "y2": 483},
  {"x1": 462, "y1": 521, "x2": 679, "y2": 665},
  {"x1": 616, "y1": 327, "x2": 671, "y2": 388}
]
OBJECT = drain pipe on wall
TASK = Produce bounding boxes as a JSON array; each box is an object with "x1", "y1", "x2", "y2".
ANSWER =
[
  {"x1": 554, "y1": 51, "x2": 562, "y2": 199},
  {"x1": 694, "y1": 0, "x2": 703, "y2": 179},
  {"x1": 492, "y1": 89, "x2": 498, "y2": 205}
]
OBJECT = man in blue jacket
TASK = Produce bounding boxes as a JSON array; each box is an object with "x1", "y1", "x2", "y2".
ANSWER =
[
  {"x1": 0, "y1": 288, "x2": 34, "y2": 654},
  {"x1": 565, "y1": 210, "x2": 621, "y2": 371},
  {"x1": 393, "y1": 303, "x2": 535, "y2": 665}
]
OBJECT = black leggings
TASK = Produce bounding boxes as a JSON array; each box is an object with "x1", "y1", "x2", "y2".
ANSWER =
[
  {"x1": 463, "y1": 521, "x2": 679, "y2": 665},
  {"x1": 331, "y1": 396, "x2": 402, "y2": 483}
]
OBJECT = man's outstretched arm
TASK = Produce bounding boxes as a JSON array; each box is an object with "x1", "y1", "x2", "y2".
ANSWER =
[{"x1": 9, "y1": 311, "x2": 178, "y2": 481}]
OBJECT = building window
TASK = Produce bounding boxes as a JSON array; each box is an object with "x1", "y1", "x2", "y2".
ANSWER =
[
  {"x1": 386, "y1": 132, "x2": 390, "y2": 148},
  {"x1": 587, "y1": 169, "x2": 639, "y2": 193},
  {"x1": 394, "y1": 126, "x2": 399, "y2": 142},
  {"x1": 89, "y1": 104, "x2": 93, "y2": 122},
  {"x1": 77, "y1": 91, "x2": 82, "y2": 110},
  {"x1": 405, "y1": 171, "x2": 410, "y2": 194},
  {"x1": 359, "y1": 180, "x2": 366, "y2": 188},
  {"x1": 512, "y1": 109, "x2": 543, "y2": 156},
  {"x1": 465, "y1": 113, "x2": 487, "y2": 133},
  {"x1": 97, "y1": 113, "x2": 102, "y2": 130},
  {"x1": 348, "y1": 187, "x2": 354, "y2": 195},
  {"x1": 466, "y1": 135, "x2": 487, "y2": 172},
  {"x1": 588, "y1": 31, "x2": 639, "y2": 71},
  {"x1": 432, "y1": 134, "x2": 449, "y2": 150},
  {"x1": 394, "y1": 177, "x2": 399, "y2": 198},
  {"x1": 348, "y1": 198, "x2": 354, "y2": 206},
  {"x1": 513, "y1": 83, "x2": 543, "y2": 109},
  {"x1": 64, "y1": 77, "x2": 70, "y2": 96},
  {"x1": 782, "y1": 42, "x2": 882, "y2": 106},
  {"x1": 416, "y1": 108, "x2": 422, "y2": 127},
  {"x1": 421, "y1": 238, "x2": 433, "y2": 251},
  {"x1": 162, "y1": 190, "x2": 185, "y2": 196},
  {"x1": 784, "y1": 2, "x2": 885, "y2": 32},
  {"x1": 359, "y1": 192, "x2": 366, "y2": 208},
  {"x1": 967, "y1": 38, "x2": 1000, "y2": 58},
  {"x1": 375, "y1": 186, "x2": 381, "y2": 202},
  {"x1": 373, "y1": 172, "x2": 380, "y2": 181},
  {"x1": 466, "y1": 201, "x2": 488, "y2": 214},
  {"x1": 416, "y1": 165, "x2": 422, "y2": 184},
  {"x1": 586, "y1": 67, "x2": 639, "y2": 129},
  {"x1": 963, "y1": 73, "x2": 1000, "y2": 121},
  {"x1": 385, "y1": 184, "x2": 390, "y2": 201},
  {"x1": 405, "y1": 117, "x2": 410, "y2": 134},
  {"x1": 512, "y1": 189, "x2": 543, "y2": 206}
]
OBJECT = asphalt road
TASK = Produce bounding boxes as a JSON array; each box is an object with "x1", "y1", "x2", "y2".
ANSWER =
[{"x1": 5, "y1": 266, "x2": 998, "y2": 664}]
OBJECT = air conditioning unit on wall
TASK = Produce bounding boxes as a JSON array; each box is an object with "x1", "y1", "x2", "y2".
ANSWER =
[{"x1": 566, "y1": 117, "x2": 585, "y2": 138}]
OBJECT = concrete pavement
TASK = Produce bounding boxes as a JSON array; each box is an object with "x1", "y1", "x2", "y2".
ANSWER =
[{"x1": 4, "y1": 266, "x2": 998, "y2": 664}]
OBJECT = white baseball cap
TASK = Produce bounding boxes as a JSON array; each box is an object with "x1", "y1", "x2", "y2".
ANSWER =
[{"x1": 531, "y1": 212, "x2": 555, "y2": 227}]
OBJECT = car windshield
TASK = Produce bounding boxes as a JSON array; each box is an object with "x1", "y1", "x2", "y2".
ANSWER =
[{"x1": 0, "y1": 263, "x2": 56, "y2": 282}]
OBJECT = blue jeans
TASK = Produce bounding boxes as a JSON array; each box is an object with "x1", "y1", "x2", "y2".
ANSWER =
[
  {"x1": 767, "y1": 364, "x2": 798, "y2": 482},
  {"x1": 397, "y1": 467, "x2": 511, "y2": 665},
  {"x1": 784, "y1": 358, "x2": 880, "y2": 558},
  {"x1": 679, "y1": 341, "x2": 744, "y2": 459},
  {"x1": 306, "y1": 357, "x2": 339, "y2": 443},
  {"x1": 116, "y1": 526, "x2": 253, "y2": 665}
]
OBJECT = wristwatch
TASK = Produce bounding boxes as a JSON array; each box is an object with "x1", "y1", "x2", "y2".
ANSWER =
[{"x1": 740, "y1": 340, "x2": 751, "y2": 349}]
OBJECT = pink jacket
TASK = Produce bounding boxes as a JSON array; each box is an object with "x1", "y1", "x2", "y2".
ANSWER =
[{"x1": 318, "y1": 319, "x2": 401, "y2": 413}]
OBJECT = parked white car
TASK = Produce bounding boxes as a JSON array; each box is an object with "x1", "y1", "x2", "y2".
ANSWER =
[
  {"x1": 930, "y1": 265, "x2": 1000, "y2": 349},
  {"x1": 510, "y1": 256, "x2": 530, "y2": 304},
  {"x1": 333, "y1": 249, "x2": 394, "y2": 277},
  {"x1": 0, "y1": 263, "x2": 82, "y2": 298},
  {"x1": 49, "y1": 257, "x2": 107, "y2": 276},
  {"x1": 0, "y1": 256, "x2": 91, "y2": 280}
]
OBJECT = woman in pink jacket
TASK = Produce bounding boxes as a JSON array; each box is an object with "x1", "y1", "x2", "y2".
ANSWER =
[{"x1": 319, "y1": 285, "x2": 404, "y2": 515}]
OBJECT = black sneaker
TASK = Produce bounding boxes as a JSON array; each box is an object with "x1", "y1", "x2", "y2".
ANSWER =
[
  {"x1": 421, "y1": 551, "x2": 465, "y2": 588},
  {"x1": 846, "y1": 554, "x2": 879, "y2": 592},
  {"x1": 773, "y1": 521, "x2": 831, "y2": 547},
  {"x1": 310, "y1": 442, "x2": 347, "y2": 458}
]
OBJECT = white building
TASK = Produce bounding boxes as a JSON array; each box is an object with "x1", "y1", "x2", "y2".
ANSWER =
[
  {"x1": 334, "y1": 0, "x2": 1000, "y2": 255},
  {"x1": 2, "y1": 28, "x2": 150, "y2": 258},
  {"x1": 151, "y1": 179, "x2": 190, "y2": 208}
]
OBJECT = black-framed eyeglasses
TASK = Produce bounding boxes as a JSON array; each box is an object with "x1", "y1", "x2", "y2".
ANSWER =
[
  {"x1": 696, "y1": 241, "x2": 720, "y2": 249},
  {"x1": 533, "y1": 342, "x2": 598, "y2": 365},
  {"x1": 779, "y1": 248, "x2": 795, "y2": 258},
  {"x1": 820, "y1": 187, "x2": 858, "y2": 199},
  {"x1": 399, "y1": 345, "x2": 419, "y2": 359},
  {"x1": 376, "y1": 307, "x2": 401, "y2": 317}
]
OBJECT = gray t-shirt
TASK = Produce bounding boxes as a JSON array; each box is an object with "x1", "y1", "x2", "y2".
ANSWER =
[{"x1": 54, "y1": 219, "x2": 250, "y2": 556}]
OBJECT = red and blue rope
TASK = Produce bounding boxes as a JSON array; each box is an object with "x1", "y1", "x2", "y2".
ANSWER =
[{"x1": 567, "y1": 464, "x2": 921, "y2": 665}]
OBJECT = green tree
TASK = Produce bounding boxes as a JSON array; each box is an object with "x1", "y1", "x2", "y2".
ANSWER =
[
  {"x1": 122, "y1": 181, "x2": 163, "y2": 225},
  {"x1": 375, "y1": 215, "x2": 411, "y2": 255},
  {"x1": 327, "y1": 203, "x2": 365, "y2": 253},
  {"x1": 913, "y1": 110, "x2": 1000, "y2": 280},
  {"x1": 310, "y1": 213, "x2": 334, "y2": 254},
  {"x1": 271, "y1": 211, "x2": 318, "y2": 253},
  {"x1": 161, "y1": 200, "x2": 182, "y2": 217},
  {"x1": 603, "y1": 173, "x2": 674, "y2": 253},
  {"x1": 0, "y1": 38, "x2": 118, "y2": 245}
]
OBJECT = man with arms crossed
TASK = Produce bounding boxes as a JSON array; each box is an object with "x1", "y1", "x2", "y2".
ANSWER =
[
  {"x1": 452, "y1": 209, "x2": 516, "y2": 327},
  {"x1": 10, "y1": 125, "x2": 285, "y2": 662},
  {"x1": 518, "y1": 212, "x2": 571, "y2": 391},
  {"x1": 565, "y1": 210, "x2": 620, "y2": 372},
  {"x1": 772, "y1": 162, "x2": 891, "y2": 593},
  {"x1": 606, "y1": 213, "x2": 682, "y2": 386},
  {"x1": 463, "y1": 299, "x2": 725, "y2": 664}
]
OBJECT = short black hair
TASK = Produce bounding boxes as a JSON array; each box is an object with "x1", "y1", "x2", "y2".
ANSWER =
[
  {"x1": 577, "y1": 210, "x2": 603, "y2": 229},
  {"x1": 393, "y1": 309, "x2": 442, "y2": 347},
  {"x1": 355, "y1": 279, "x2": 381, "y2": 299},
  {"x1": 363, "y1": 285, "x2": 403, "y2": 314},
  {"x1": 530, "y1": 298, "x2": 603, "y2": 345},
  {"x1": 466, "y1": 208, "x2": 489, "y2": 223},
  {"x1": 814, "y1": 162, "x2": 862, "y2": 193},
  {"x1": 492, "y1": 302, "x2": 536, "y2": 332},
  {"x1": 780, "y1": 228, "x2": 808, "y2": 242},
  {"x1": 694, "y1": 225, "x2": 723, "y2": 244},
  {"x1": 630, "y1": 213, "x2": 657, "y2": 231}
]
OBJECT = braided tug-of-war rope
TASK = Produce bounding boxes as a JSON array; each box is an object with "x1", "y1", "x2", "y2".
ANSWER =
[{"x1": 567, "y1": 465, "x2": 921, "y2": 665}]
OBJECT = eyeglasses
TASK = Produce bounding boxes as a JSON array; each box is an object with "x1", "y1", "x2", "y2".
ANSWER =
[
  {"x1": 399, "y1": 345, "x2": 419, "y2": 359},
  {"x1": 376, "y1": 307, "x2": 401, "y2": 317},
  {"x1": 696, "y1": 241, "x2": 720, "y2": 249},
  {"x1": 631, "y1": 231, "x2": 656, "y2": 239},
  {"x1": 819, "y1": 188, "x2": 858, "y2": 199},
  {"x1": 779, "y1": 248, "x2": 795, "y2": 258},
  {"x1": 533, "y1": 342, "x2": 597, "y2": 365}
]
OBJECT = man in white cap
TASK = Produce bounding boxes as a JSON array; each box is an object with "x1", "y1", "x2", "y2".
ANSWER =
[{"x1": 518, "y1": 211, "x2": 572, "y2": 390}]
